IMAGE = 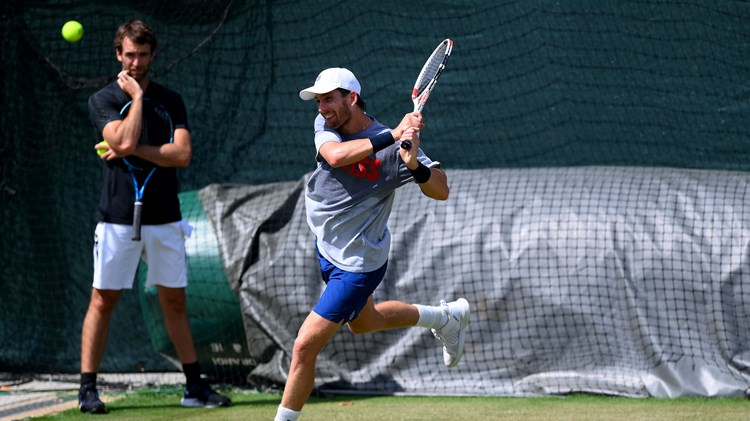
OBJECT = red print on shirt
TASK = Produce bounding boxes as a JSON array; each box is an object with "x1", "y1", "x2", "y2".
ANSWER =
[{"x1": 347, "y1": 156, "x2": 382, "y2": 181}]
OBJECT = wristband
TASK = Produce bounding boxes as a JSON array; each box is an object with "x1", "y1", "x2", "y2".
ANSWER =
[
  {"x1": 369, "y1": 131, "x2": 395, "y2": 153},
  {"x1": 409, "y1": 162, "x2": 432, "y2": 184}
]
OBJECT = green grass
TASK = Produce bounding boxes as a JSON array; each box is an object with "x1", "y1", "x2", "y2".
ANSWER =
[{"x1": 35, "y1": 387, "x2": 750, "y2": 421}]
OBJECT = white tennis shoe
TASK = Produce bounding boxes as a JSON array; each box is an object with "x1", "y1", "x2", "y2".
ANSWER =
[{"x1": 431, "y1": 298, "x2": 470, "y2": 368}]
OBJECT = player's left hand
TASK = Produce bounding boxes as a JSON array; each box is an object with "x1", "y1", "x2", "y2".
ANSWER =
[
  {"x1": 398, "y1": 126, "x2": 421, "y2": 165},
  {"x1": 393, "y1": 111, "x2": 424, "y2": 141}
]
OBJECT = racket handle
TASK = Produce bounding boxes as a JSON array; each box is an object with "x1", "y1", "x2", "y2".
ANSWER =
[
  {"x1": 401, "y1": 129, "x2": 420, "y2": 150},
  {"x1": 132, "y1": 201, "x2": 143, "y2": 241}
]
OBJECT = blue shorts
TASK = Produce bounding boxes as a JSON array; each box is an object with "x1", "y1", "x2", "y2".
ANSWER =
[{"x1": 313, "y1": 249, "x2": 388, "y2": 324}]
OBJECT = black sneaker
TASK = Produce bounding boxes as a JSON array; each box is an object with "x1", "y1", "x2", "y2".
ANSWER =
[
  {"x1": 78, "y1": 383, "x2": 108, "y2": 414},
  {"x1": 180, "y1": 381, "x2": 231, "y2": 408}
]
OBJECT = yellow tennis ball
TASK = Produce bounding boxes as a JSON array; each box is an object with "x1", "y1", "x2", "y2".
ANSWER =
[
  {"x1": 62, "y1": 21, "x2": 83, "y2": 43},
  {"x1": 96, "y1": 141, "x2": 108, "y2": 157}
]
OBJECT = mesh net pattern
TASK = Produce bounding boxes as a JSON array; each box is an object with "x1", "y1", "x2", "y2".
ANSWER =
[{"x1": 2, "y1": 0, "x2": 750, "y2": 396}]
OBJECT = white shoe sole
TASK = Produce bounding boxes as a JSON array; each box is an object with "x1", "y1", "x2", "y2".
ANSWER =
[{"x1": 446, "y1": 298, "x2": 470, "y2": 368}]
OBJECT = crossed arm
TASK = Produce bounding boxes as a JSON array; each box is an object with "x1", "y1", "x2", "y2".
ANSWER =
[{"x1": 98, "y1": 71, "x2": 191, "y2": 168}]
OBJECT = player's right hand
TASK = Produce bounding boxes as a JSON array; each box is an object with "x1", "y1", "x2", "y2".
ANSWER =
[{"x1": 116, "y1": 70, "x2": 142, "y2": 98}]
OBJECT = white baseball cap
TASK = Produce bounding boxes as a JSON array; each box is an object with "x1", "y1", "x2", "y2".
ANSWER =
[{"x1": 299, "y1": 67, "x2": 361, "y2": 100}]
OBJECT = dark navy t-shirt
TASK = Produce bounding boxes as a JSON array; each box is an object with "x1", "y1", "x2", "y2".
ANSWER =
[{"x1": 88, "y1": 81, "x2": 189, "y2": 225}]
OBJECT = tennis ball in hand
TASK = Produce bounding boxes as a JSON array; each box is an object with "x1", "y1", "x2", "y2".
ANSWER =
[
  {"x1": 62, "y1": 21, "x2": 84, "y2": 43},
  {"x1": 96, "y1": 141, "x2": 109, "y2": 157}
]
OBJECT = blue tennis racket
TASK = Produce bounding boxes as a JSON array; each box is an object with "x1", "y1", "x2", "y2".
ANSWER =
[{"x1": 118, "y1": 99, "x2": 174, "y2": 241}]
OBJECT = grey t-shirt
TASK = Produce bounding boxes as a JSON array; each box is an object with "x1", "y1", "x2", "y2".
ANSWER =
[{"x1": 305, "y1": 113, "x2": 433, "y2": 273}]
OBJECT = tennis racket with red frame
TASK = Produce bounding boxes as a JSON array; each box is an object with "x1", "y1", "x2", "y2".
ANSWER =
[{"x1": 401, "y1": 38, "x2": 453, "y2": 150}]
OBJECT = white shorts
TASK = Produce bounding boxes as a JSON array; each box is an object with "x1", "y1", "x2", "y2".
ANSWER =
[{"x1": 92, "y1": 221, "x2": 193, "y2": 290}]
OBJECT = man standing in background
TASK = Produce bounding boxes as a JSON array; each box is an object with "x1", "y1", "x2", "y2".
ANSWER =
[{"x1": 80, "y1": 19, "x2": 231, "y2": 414}]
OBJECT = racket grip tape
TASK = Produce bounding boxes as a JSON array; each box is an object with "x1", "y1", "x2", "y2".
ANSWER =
[
  {"x1": 132, "y1": 201, "x2": 143, "y2": 241},
  {"x1": 401, "y1": 129, "x2": 420, "y2": 150}
]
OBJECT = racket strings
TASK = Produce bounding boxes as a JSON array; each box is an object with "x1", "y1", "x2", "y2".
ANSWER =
[
  {"x1": 414, "y1": 44, "x2": 449, "y2": 96},
  {"x1": 118, "y1": 99, "x2": 174, "y2": 201}
]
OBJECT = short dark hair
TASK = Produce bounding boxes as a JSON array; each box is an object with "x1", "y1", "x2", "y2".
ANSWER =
[
  {"x1": 336, "y1": 88, "x2": 367, "y2": 111},
  {"x1": 114, "y1": 20, "x2": 157, "y2": 53}
]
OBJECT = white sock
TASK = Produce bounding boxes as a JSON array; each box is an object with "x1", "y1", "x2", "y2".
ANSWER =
[
  {"x1": 414, "y1": 304, "x2": 448, "y2": 329},
  {"x1": 275, "y1": 405, "x2": 301, "y2": 421}
]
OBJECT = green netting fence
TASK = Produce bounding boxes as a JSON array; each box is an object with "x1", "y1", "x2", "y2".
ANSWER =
[{"x1": 2, "y1": 0, "x2": 750, "y2": 391}]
